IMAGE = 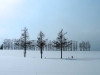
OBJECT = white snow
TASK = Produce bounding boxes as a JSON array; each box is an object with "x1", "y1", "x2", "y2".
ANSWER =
[{"x1": 0, "y1": 50, "x2": 100, "y2": 75}]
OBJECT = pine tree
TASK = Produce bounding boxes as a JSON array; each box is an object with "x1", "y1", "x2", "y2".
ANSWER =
[
  {"x1": 37, "y1": 31, "x2": 46, "y2": 59},
  {"x1": 54, "y1": 29, "x2": 67, "y2": 59}
]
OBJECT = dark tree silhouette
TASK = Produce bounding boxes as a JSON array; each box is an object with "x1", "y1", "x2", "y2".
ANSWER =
[
  {"x1": 70, "y1": 40, "x2": 72, "y2": 51},
  {"x1": 79, "y1": 43, "x2": 82, "y2": 51},
  {"x1": 52, "y1": 40, "x2": 57, "y2": 51},
  {"x1": 45, "y1": 39, "x2": 48, "y2": 51},
  {"x1": 73, "y1": 41, "x2": 75, "y2": 51},
  {"x1": 85, "y1": 42, "x2": 88, "y2": 51},
  {"x1": 15, "y1": 27, "x2": 30, "y2": 57},
  {"x1": 67, "y1": 41, "x2": 70, "y2": 51},
  {"x1": 76, "y1": 41, "x2": 77, "y2": 51},
  {"x1": 73, "y1": 41, "x2": 77, "y2": 51},
  {"x1": 48, "y1": 40, "x2": 52, "y2": 51},
  {"x1": 82, "y1": 41, "x2": 85, "y2": 51},
  {"x1": 3, "y1": 39, "x2": 6, "y2": 50},
  {"x1": 0, "y1": 44, "x2": 3, "y2": 50},
  {"x1": 87, "y1": 41, "x2": 91, "y2": 51},
  {"x1": 10, "y1": 40, "x2": 13, "y2": 50},
  {"x1": 54, "y1": 29, "x2": 67, "y2": 58},
  {"x1": 7, "y1": 39, "x2": 10, "y2": 50},
  {"x1": 15, "y1": 39, "x2": 20, "y2": 50},
  {"x1": 3, "y1": 39, "x2": 9, "y2": 50},
  {"x1": 37, "y1": 31, "x2": 46, "y2": 59},
  {"x1": 21, "y1": 27, "x2": 30, "y2": 57},
  {"x1": 67, "y1": 40, "x2": 72, "y2": 51},
  {"x1": 79, "y1": 41, "x2": 91, "y2": 51}
]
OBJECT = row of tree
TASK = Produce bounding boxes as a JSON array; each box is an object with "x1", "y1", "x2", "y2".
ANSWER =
[
  {"x1": 79, "y1": 41, "x2": 91, "y2": 51},
  {"x1": 2, "y1": 27, "x2": 91, "y2": 58},
  {"x1": 2, "y1": 39, "x2": 90, "y2": 51}
]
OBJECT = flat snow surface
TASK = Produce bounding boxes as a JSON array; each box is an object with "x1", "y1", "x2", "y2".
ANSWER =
[{"x1": 0, "y1": 50, "x2": 100, "y2": 75}]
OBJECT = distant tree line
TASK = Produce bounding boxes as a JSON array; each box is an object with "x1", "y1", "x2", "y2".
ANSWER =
[
  {"x1": 2, "y1": 38, "x2": 91, "y2": 51},
  {"x1": 1, "y1": 27, "x2": 91, "y2": 58},
  {"x1": 79, "y1": 41, "x2": 91, "y2": 51}
]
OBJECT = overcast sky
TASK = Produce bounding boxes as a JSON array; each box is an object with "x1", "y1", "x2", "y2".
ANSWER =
[{"x1": 0, "y1": 0, "x2": 100, "y2": 51}]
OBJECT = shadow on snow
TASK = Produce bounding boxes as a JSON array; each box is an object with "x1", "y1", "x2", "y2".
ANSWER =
[{"x1": 42, "y1": 57, "x2": 100, "y2": 61}]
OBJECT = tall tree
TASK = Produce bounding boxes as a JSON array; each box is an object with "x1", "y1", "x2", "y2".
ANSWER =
[
  {"x1": 68, "y1": 41, "x2": 70, "y2": 51},
  {"x1": 19, "y1": 27, "x2": 30, "y2": 57},
  {"x1": 76, "y1": 41, "x2": 77, "y2": 51},
  {"x1": 85, "y1": 42, "x2": 88, "y2": 51},
  {"x1": 22, "y1": 27, "x2": 30, "y2": 57},
  {"x1": 54, "y1": 29, "x2": 67, "y2": 59},
  {"x1": 37, "y1": 31, "x2": 45, "y2": 59},
  {"x1": 3, "y1": 39, "x2": 7, "y2": 50},
  {"x1": 7, "y1": 39, "x2": 10, "y2": 50},
  {"x1": 82, "y1": 41, "x2": 85, "y2": 51},
  {"x1": 48, "y1": 40, "x2": 52, "y2": 51},
  {"x1": 79, "y1": 43, "x2": 82, "y2": 51},
  {"x1": 73, "y1": 41, "x2": 75, "y2": 51},
  {"x1": 69, "y1": 40, "x2": 72, "y2": 51},
  {"x1": 87, "y1": 41, "x2": 91, "y2": 51}
]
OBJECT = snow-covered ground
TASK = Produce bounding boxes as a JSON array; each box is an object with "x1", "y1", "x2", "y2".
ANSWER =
[{"x1": 0, "y1": 50, "x2": 100, "y2": 75}]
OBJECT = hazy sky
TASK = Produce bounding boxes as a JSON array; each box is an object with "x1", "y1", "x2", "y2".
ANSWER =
[{"x1": 0, "y1": 0, "x2": 100, "y2": 51}]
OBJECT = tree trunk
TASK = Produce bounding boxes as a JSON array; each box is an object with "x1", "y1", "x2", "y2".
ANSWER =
[
  {"x1": 61, "y1": 35, "x2": 62, "y2": 59},
  {"x1": 24, "y1": 49, "x2": 26, "y2": 57},
  {"x1": 61, "y1": 48, "x2": 62, "y2": 59},
  {"x1": 41, "y1": 53, "x2": 42, "y2": 59},
  {"x1": 41, "y1": 48, "x2": 42, "y2": 59}
]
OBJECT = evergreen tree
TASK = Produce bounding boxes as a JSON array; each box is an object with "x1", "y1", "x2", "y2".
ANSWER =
[
  {"x1": 37, "y1": 31, "x2": 46, "y2": 59},
  {"x1": 54, "y1": 29, "x2": 67, "y2": 59}
]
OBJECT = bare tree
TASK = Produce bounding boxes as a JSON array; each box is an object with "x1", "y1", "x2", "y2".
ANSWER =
[
  {"x1": 7, "y1": 39, "x2": 10, "y2": 50},
  {"x1": 79, "y1": 41, "x2": 91, "y2": 51},
  {"x1": 21, "y1": 27, "x2": 30, "y2": 57},
  {"x1": 82, "y1": 41, "x2": 85, "y2": 51},
  {"x1": 67, "y1": 41, "x2": 70, "y2": 51},
  {"x1": 87, "y1": 41, "x2": 91, "y2": 51},
  {"x1": 10, "y1": 40, "x2": 13, "y2": 50},
  {"x1": 15, "y1": 27, "x2": 30, "y2": 57},
  {"x1": 85, "y1": 42, "x2": 88, "y2": 51},
  {"x1": 76, "y1": 41, "x2": 77, "y2": 51},
  {"x1": 45, "y1": 39, "x2": 48, "y2": 51},
  {"x1": 70, "y1": 40, "x2": 72, "y2": 51},
  {"x1": 79, "y1": 43, "x2": 82, "y2": 51},
  {"x1": 54, "y1": 29, "x2": 67, "y2": 59},
  {"x1": 48, "y1": 40, "x2": 52, "y2": 51},
  {"x1": 73, "y1": 41, "x2": 75, "y2": 51},
  {"x1": 3, "y1": 39, "x2": 7, "y2": 50},
  {"x1": 15, "y1": 39, "x2": 20, "y2": 50},
  {"x1": 37, "y1": 31, "x2": 46, "y2": 59}
]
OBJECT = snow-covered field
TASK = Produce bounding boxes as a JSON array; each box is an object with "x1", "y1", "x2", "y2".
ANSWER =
[{"x1": 0, "y1": 50, "x2": 100, "y2": 75}]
